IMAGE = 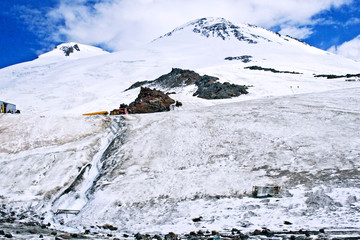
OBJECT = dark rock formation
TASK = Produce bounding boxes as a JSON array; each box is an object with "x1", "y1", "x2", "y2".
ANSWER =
[
  {"x1": 126, "y1": 68, "x2": 210, "y2": 90},
  {"x1": 59, "y1": 44, "x2": 81, "y2": 56},
  {"x1": 314, "y1": 73, "x2": 360, "y2": 79},
  {"x1": 127, "y1": 87, "x2": 175, "y2": 114},
  {"x1": 194, "y1": 80, "x2": 248, "y2": 99},
  {"x1": 126, "y1": 68, "x2": 249, "y2": 99},
  {"x1": 159, "y1": 17, "x2": 260, "y2": 44},
  {"x1": 245, "y1": 65, "x2": 301, "y2": 74},
  {"x1": 224, "y1": 55, "x2": 252, "y2": 63}
]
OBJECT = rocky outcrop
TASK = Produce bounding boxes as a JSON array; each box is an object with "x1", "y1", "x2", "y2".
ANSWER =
[
  {"x1": 244, "y1": 65, "x2": 301, "y2": 74},
  {"x1": 59, "y1": 44, "x2": 80, "y2": 56},
  {"x1": 126, "y1": 68, "x2": 211, "y2": 90},
  {"x1": 127, "y1": 87, "x2": 175, "y2": 114},
  {"x1": 224, "y1": 55, "x2": 252, "y2": 63},
  {"x1": 194, "y1": 77, "x2": 248, "y2": 99},
  {"x1": 126, "y1": 68, "x2": 249, "y2": 99}
]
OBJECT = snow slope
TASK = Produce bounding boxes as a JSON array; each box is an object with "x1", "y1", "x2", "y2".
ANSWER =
[{"x1": 0, "y1": 17, "x2": 360, "y2": 237}]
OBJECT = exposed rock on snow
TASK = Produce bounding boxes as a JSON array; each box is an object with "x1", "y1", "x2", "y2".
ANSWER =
[
  {"x1": 158, "y1": 17, "x2": 260, "y2": 44},
  {"x1": 224, "y1": 55, "x2": 253, "y2": 63},
  {"x1": 245, "y1": 65, "x2": 301, "y2": 74},
  {"x1": 126, "y1": 68, "x2": 249, "y2": 99},
  {"x1": 127, "y1": 87, "x2": 175, "y2": 114},
  {"x1": 59, "y1": 44, "x2": 80, "y2": 56},
  {"x1": 193, "y1": 77, "x2": 248, "y2": 99}
]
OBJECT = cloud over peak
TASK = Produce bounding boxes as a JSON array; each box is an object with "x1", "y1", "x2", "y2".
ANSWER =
[{"x1": 23, "y1": 0, "x2": 356, "y2": 52}]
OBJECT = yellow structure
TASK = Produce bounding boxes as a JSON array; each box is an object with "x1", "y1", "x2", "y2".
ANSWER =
[
  {"x1": 82, "y1": 111, "x2": 109, "y2": 116},
  {"x1": 0, "y1": 101, "x2": 16, "y2": 113}
]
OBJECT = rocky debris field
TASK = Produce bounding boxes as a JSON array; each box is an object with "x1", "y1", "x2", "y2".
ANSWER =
[{"x1": 1, "y1": 219, "x2": 360, "y2": 240}]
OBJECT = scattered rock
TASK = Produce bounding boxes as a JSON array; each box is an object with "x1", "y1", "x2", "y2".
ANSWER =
[
  {"x1": 153, "y1": 234, "x2": 162, "y2": 240},
  {"x1": 70, "y1": 233, "x2": 79, "y2": 238},
  {"x1": 189, "y1": 231, "x2": 197, "y2": 236},
  {"x1": 5, "y1": 217, "x2": 15, "y2": 223},
  {"x1": 134, "y1": 232, "x2": 152, "y2": 240},
  {"x1": 0, "y1": 230, "x2": 5, "y2": 235},
  {"x1": 164, "y1": 232, "x2": 177, "y2": 240},
  {"x1": 4, "y1": 233, "x2": 12, "y2": 238},
  {"x1": 29, "y1": 229, "x2": 38, "y2": 234},
  {"x1": 231, "y1": 228, "x2": 241, "y2": 235},
  {"x1": 319, "y1": 228, "x2": 325, "y2": 233},
  {"x1": 39, "y1": 234, "x2": 43, "y2": 238},
  {"x1": 225, "y1": 55, "x2": 252, "y2": 63},
  {"x1": 284, "y1": 220, "x2": 293, "y2": 225},
  {"x1": 253, "y1": 229, "x2": 262, "y2": 235},
  {"x1": 261, "y1": 228, "x2": 273, "y2": 237},
  {"x1": 192, "y1": 216, "x2": 203, "y2": 222},
  {"x1": 23, "y1": 221, "x2": 38, "y2": 226},
  {"x1": 127, "y1": 87, "x2": 175, "y2": 114}
]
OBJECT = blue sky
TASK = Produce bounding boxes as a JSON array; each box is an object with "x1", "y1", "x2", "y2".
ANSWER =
[{"x1": 1, "y1": 0, "x2": 360, "y2": 69}]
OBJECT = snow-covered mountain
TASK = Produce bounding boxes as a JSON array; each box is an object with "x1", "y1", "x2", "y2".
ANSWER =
[
  {"x1": 1, "y1": 17, "x2": 360, "y2": 238},
  {"x1": 0, "y1": 17, "x2": 359, "y2": 115}
]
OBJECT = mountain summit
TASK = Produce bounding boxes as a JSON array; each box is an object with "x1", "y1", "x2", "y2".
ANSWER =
[
  {"x1": 154, "y1": 17, "x2": 293, "y2": 45},
  {"x1": 158, "y1": 17, "x2": 260, "y2": 43},
  {"x1": 38, "y1": 42, "x2": 109, "y2": 61}
]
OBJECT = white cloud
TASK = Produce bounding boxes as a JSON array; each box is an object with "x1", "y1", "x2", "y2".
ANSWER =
[
  {"x1": 329, "y1": 35, "x2": 360, "y2": 61},
  {"x1": 44, "y1": 0, "x2": 354, "y2": 51},
  {"x1": 279, "y1": 26, "x2": 313, "y2": 39}
]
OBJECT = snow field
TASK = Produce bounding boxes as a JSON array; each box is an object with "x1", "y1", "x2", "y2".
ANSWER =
[{"x1": 54, "y1": 87, "x2": 360, "y2": 234}]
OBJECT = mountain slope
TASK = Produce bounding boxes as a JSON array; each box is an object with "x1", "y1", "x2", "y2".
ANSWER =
[{"x1": 1, "y1": 17, "x2": 360, "y2": 238}]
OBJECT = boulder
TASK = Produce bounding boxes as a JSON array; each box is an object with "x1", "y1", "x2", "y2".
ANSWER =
[{"x1": 127, "y1": 87, "x2": 175, "y2": 114}]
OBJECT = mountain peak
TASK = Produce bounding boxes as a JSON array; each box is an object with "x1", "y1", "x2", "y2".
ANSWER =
[
  {"x1": 38, "y1": 42, "x2": 109, "y2": 60},
  {"x1": 157, "y1": 17, "x2": 264, "y2": 43},
  {"x1": 56, "y1": 42, "x2": 81, "y2": 56}
]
